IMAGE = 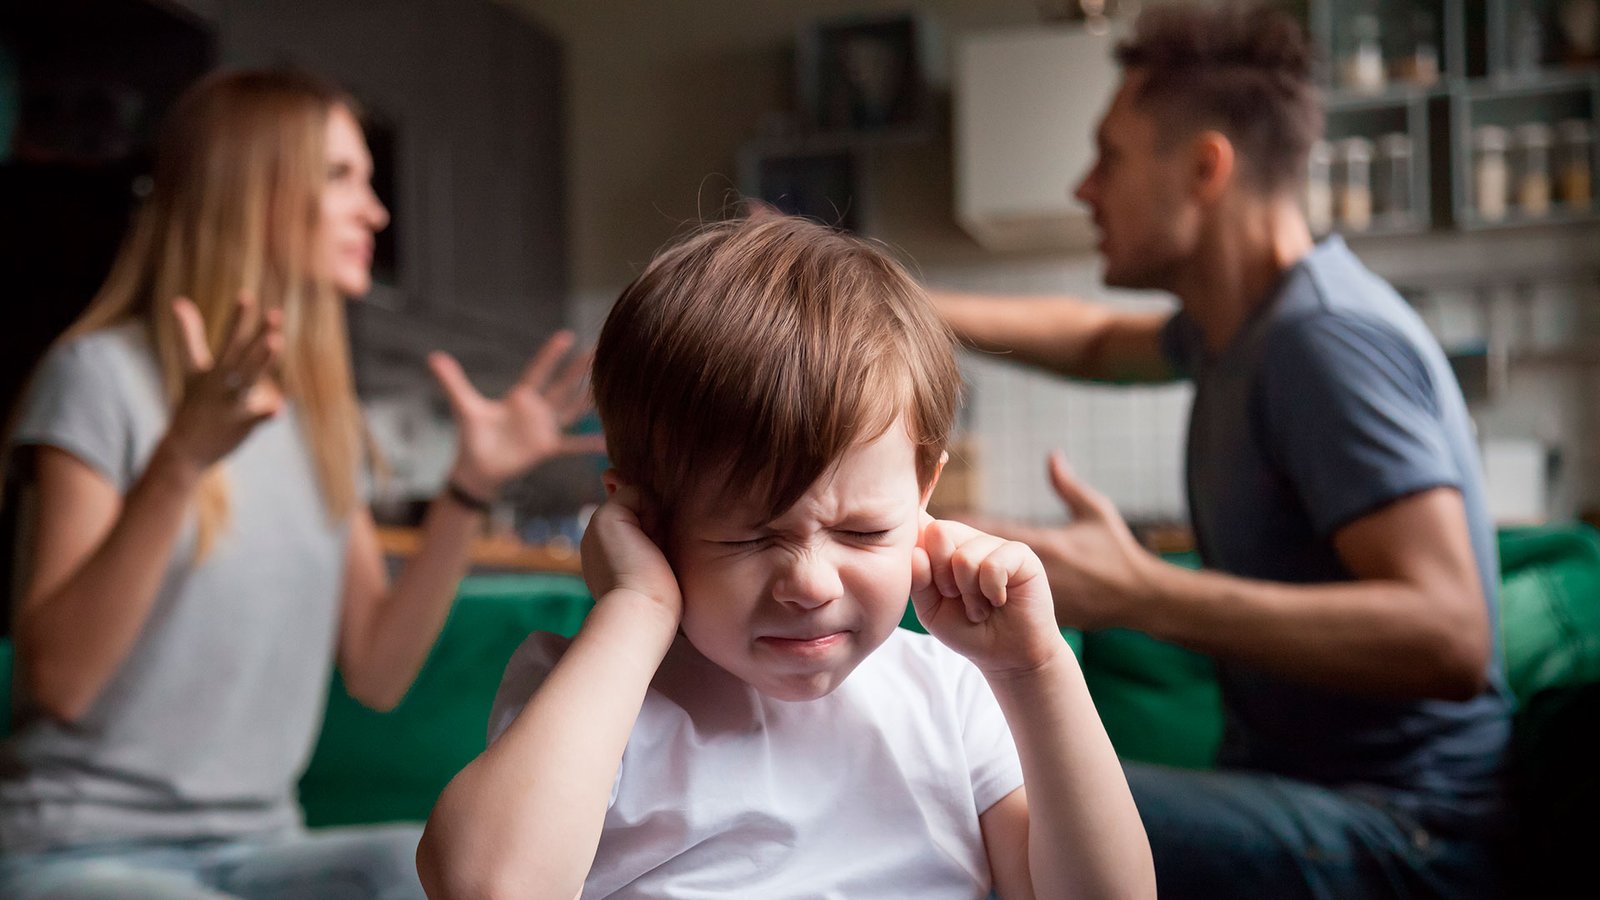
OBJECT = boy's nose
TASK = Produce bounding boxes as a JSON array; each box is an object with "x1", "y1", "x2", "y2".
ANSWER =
[{"x1": 771, "y1": 553, "x2": 843, "y2": 610}]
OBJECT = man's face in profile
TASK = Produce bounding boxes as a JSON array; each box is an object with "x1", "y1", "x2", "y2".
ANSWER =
[{"x1": 1073, "y1": 71, "x2": 1200, "y2": 293}]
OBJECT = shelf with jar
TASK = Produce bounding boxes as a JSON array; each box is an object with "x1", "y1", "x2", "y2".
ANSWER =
[
  {"x1": 1311, "y1": 100, "x2": 1436, "y2": 236},
  {"x1": 1307, "y1": 0, "x2": 1599, "y2": 236},
  {"x1": 1453, "y1": 76, "x2": 1597, "y2": 229},
  {"x1": 1308, "y1": 1, "x2": 1456, "y2": 237}
]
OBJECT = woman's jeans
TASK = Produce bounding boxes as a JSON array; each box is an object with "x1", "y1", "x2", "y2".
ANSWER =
[{"x1": 0, "y1": 823, "x2": 425, "y2": 899}]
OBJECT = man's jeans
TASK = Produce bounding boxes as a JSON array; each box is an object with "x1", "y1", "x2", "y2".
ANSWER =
[
  {"x1": 1127, "y1": 763, "x2": 1506, "y2": 900},
  {"x1": 0, "y1": 824, "x2": 425, "y2": 899}
]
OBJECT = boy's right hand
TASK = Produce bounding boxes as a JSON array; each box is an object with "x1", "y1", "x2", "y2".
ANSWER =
[
  {"x1": 158, "y1": 294, "x2": 284, "y2": 472},
  {"x1": 580, "y1": 483, "x2": 682, "y2": 623}
]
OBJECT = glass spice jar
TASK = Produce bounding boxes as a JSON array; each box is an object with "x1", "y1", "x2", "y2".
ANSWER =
[
  {"x1": 1341, "y1": 14, "x2": 1386, "y2": 94},
  {"x1": 1473, "y1": 125, "x2": 1510, "y2": 222},
  {"x1": 1337, "y1": 136, "x2": 1374, "y2": 231},
  {"x1": 1374, "y1": 132, "x2": 1414, "y2": 224},
  {"x1": 1515, "y1": 121, "x2": 1553, "y2": 218},
  {"x1": 1306, "y1": 139, "x2": 1334, "y2": 234},
  {"x1": 1557, "y1": 117, "x2": 1594, "y2": 210}
]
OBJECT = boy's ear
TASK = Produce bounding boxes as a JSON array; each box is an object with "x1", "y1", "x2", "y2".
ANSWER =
[
  {"x1": 918, "y1": 451, "x2": 949, "y2": 511},
  {"x1": 601, "y1": 468, "x2": 622, "y2": 498}
]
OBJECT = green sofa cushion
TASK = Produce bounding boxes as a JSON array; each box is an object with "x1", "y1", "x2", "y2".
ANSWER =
[
  {"x1": 299, "y1": 574, "x2": 594, "y2": 828},
  {"x1": 1081, "y1": 628, "x2": 1221, "y2": 769},
  {"x1": 1496, "y1": 525, "x2": 1600, "y2": 702},
  {"x1": 1076, "y1": 550, "x2": 1222, "y2": 770}
]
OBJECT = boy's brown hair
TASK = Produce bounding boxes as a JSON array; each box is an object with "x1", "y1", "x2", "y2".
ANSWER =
[
  {"x1": 592, "y1": 214, "x2": 960, "y2": 522},
  {"x1": 1116, "y1": 2, "x2": 1322, "y2": 194}
]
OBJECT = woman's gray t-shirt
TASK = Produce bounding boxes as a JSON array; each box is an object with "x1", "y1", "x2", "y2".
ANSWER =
[{"x1": 1, "y1": 322, "x2": 350, "y2": 853}]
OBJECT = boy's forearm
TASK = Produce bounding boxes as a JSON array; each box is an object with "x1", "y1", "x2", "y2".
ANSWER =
[
  {"x1": 418, "y1": 590, "x2": 677, "y2": 900},
  {"x1": 985, "y1": 641, "x2": 1156, "y2": 900}
]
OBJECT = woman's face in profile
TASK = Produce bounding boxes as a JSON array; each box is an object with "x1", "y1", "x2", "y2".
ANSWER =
[{"x1": 317, "y1": 104, "x2": 390, "y2": 298}]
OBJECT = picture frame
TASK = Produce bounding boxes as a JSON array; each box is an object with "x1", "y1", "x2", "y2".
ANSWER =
[{"x1": 797, "y1": 13, "x2": 934, "y2": 136}]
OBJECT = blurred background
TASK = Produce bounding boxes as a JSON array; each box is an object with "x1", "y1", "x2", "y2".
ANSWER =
[{"x1": 2, "y1": 0, "x2": 1598, "y2": 564}]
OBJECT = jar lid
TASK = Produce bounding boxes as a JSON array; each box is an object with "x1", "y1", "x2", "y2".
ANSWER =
[
  {"x1": 1557, "y1": 118, "x2": 1594, "y2": 143},
  {"x1": 1473, "y1": 125, "x2": 1508, "y2": 151},
  {"x1": 1337, "y1": 136, "x2": 1373, "y2": 161},
  {"x1": 1515, "y1": 121, "x2": 1553, "y2": 148},
  {"x1": 1378, "y1": 132, "x2": 1413, "y2": 156}
]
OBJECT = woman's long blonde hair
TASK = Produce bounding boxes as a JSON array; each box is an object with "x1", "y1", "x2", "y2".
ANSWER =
[{"x1": 66, "y1": 70, "x2": 365, "y2": 557}]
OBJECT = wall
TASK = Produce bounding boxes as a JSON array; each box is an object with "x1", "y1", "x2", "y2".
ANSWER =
[{"x1": 506, "y1": 0, "x2": 1600, "y2": 524}]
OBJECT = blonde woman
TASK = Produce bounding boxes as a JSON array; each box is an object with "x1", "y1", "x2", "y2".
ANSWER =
[{"x1": 0, "y1": 70, "x2": 599, "y2": 898}]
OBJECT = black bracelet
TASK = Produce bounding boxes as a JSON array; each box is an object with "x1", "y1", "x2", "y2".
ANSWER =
[{"x1": 445, "y1": 480, "x2": 494, "y2": 514}]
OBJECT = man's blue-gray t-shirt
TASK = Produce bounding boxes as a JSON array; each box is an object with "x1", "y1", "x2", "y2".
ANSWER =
[{"x1": 1160, "y1": 236, "x2": 1511, "y2": 831}]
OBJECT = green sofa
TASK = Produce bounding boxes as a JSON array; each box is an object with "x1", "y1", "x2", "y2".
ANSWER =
[{"x1": 2, "y1": 526, "x2": 1596, "y2": 890}]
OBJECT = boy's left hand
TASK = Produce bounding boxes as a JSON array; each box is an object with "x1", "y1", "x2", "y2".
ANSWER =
[{"x1": 911, "y1": 516, "x2": 1066, "y2": 677}]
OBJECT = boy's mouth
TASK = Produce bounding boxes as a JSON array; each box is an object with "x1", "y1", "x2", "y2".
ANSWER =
[{"x1": 756, "y1": 631, "x2": 850, "y2": 655}]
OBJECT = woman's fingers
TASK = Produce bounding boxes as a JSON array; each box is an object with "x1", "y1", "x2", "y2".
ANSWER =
[
  {"x1": 172, "y1": 298, "x2": 213, "y2": 373},
  {"x1": 556, "y1": 432, "x2": 608, "y2": 456},
  {"x1": 547, "y1": 347, "x2": 596, "y2": 424},
  {"x1": 217, "y1": 292, "x2": 259, "y2": 369},
  {"x1": 234, "y1": 312, "x2": 283, "y2": 389},
  {"x1": 516, "y1": 330, "x2": 577, "y2": 394},
  {"x1": 427, "y1": 351, "x2": 480, "y2": 419}
]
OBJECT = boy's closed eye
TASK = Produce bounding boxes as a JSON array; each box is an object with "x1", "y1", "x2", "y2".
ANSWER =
[{"x1": 711, "y1": 527, "x2": 898, "y2": 550}]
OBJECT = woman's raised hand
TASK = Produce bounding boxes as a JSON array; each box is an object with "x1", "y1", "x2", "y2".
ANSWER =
[
  {"x1": 160, "y1": 294, "x2": 284, "y2": 470},
  {"x1": 429, "y1": 330, "x2": 606, "y2": 499}
]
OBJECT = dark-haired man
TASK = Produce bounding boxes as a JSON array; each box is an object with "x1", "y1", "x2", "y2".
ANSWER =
[{"x1": 936, "y1": 4, "x2": 1510, "y2": 897}]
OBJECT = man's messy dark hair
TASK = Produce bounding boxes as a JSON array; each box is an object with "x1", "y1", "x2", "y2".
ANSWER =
[{"x1": 1116, "y1": 2, "x2": 1323, "y2": 193}]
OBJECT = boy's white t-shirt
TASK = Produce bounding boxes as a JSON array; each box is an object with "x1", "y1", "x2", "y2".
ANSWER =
[{"x1": 489, "y1": 627, "x2": 1025, "y2": 899}]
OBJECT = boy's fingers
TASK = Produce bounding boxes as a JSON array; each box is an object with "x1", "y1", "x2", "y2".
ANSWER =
[
  {"x1": 978, "y1": 541, "x2": 1035, "y2": 612},
  {"x1": 909, "y1": 546, "x2": 939, "y2": 618},
  {"x1": 951, "y1": 534, "x2": 1005, "y2": 624},
  {"x1": 920, "y1": 521, "x2": 960, "y2": 601}
]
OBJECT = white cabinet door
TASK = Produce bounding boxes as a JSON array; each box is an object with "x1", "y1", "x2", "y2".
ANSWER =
[{"x1": 954, "y1": 25, "x2": 1120, "y2": 252}]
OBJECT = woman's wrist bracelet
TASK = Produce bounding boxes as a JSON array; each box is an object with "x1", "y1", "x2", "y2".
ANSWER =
[{"x1": 444, "y1": 479, "x2": 495, "y2": 514}]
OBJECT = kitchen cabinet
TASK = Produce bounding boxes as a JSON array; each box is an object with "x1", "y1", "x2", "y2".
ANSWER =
[{"x1": 951, "y1": 24, "x2": 1120, "y2": 252}]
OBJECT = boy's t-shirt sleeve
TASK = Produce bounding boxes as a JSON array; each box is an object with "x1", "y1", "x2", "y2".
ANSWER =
[
  {"x1": 11, "y1": 336, "x2": 137, "y2": 489},
  {"x1": 1258, "y1": 314, "x2": 1460, "y2": 538},
  {"x1": 487, "y1": 631, "x2": 571, "y2": 745},
  {"x1": 487, "y1": 631, "x2": 624, "y2": 808},
  {"x1": 952, "y1": 655, "x2": 1024, "y2": 814}
]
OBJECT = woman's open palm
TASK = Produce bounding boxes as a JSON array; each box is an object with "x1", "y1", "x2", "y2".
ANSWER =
[{"x1": 428, "y1": 330, "x2": 606, "y2": 496}]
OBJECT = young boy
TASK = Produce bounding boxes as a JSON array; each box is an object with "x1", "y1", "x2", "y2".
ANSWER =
[{"x1": 416, "y1": 215, "x2": 1153, "y2": 899}]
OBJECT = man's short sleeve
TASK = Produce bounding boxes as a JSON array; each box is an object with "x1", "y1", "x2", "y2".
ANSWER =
[
  {"x1": 1259, "y1": 314, "x2": 1459, "y2": 538},
  {"x1": 1159, "y1": 311, "x2": 1202, "y2": 378},
  {"x1": 11, "y1": 337, "x2": 137, "y2": 490}
]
